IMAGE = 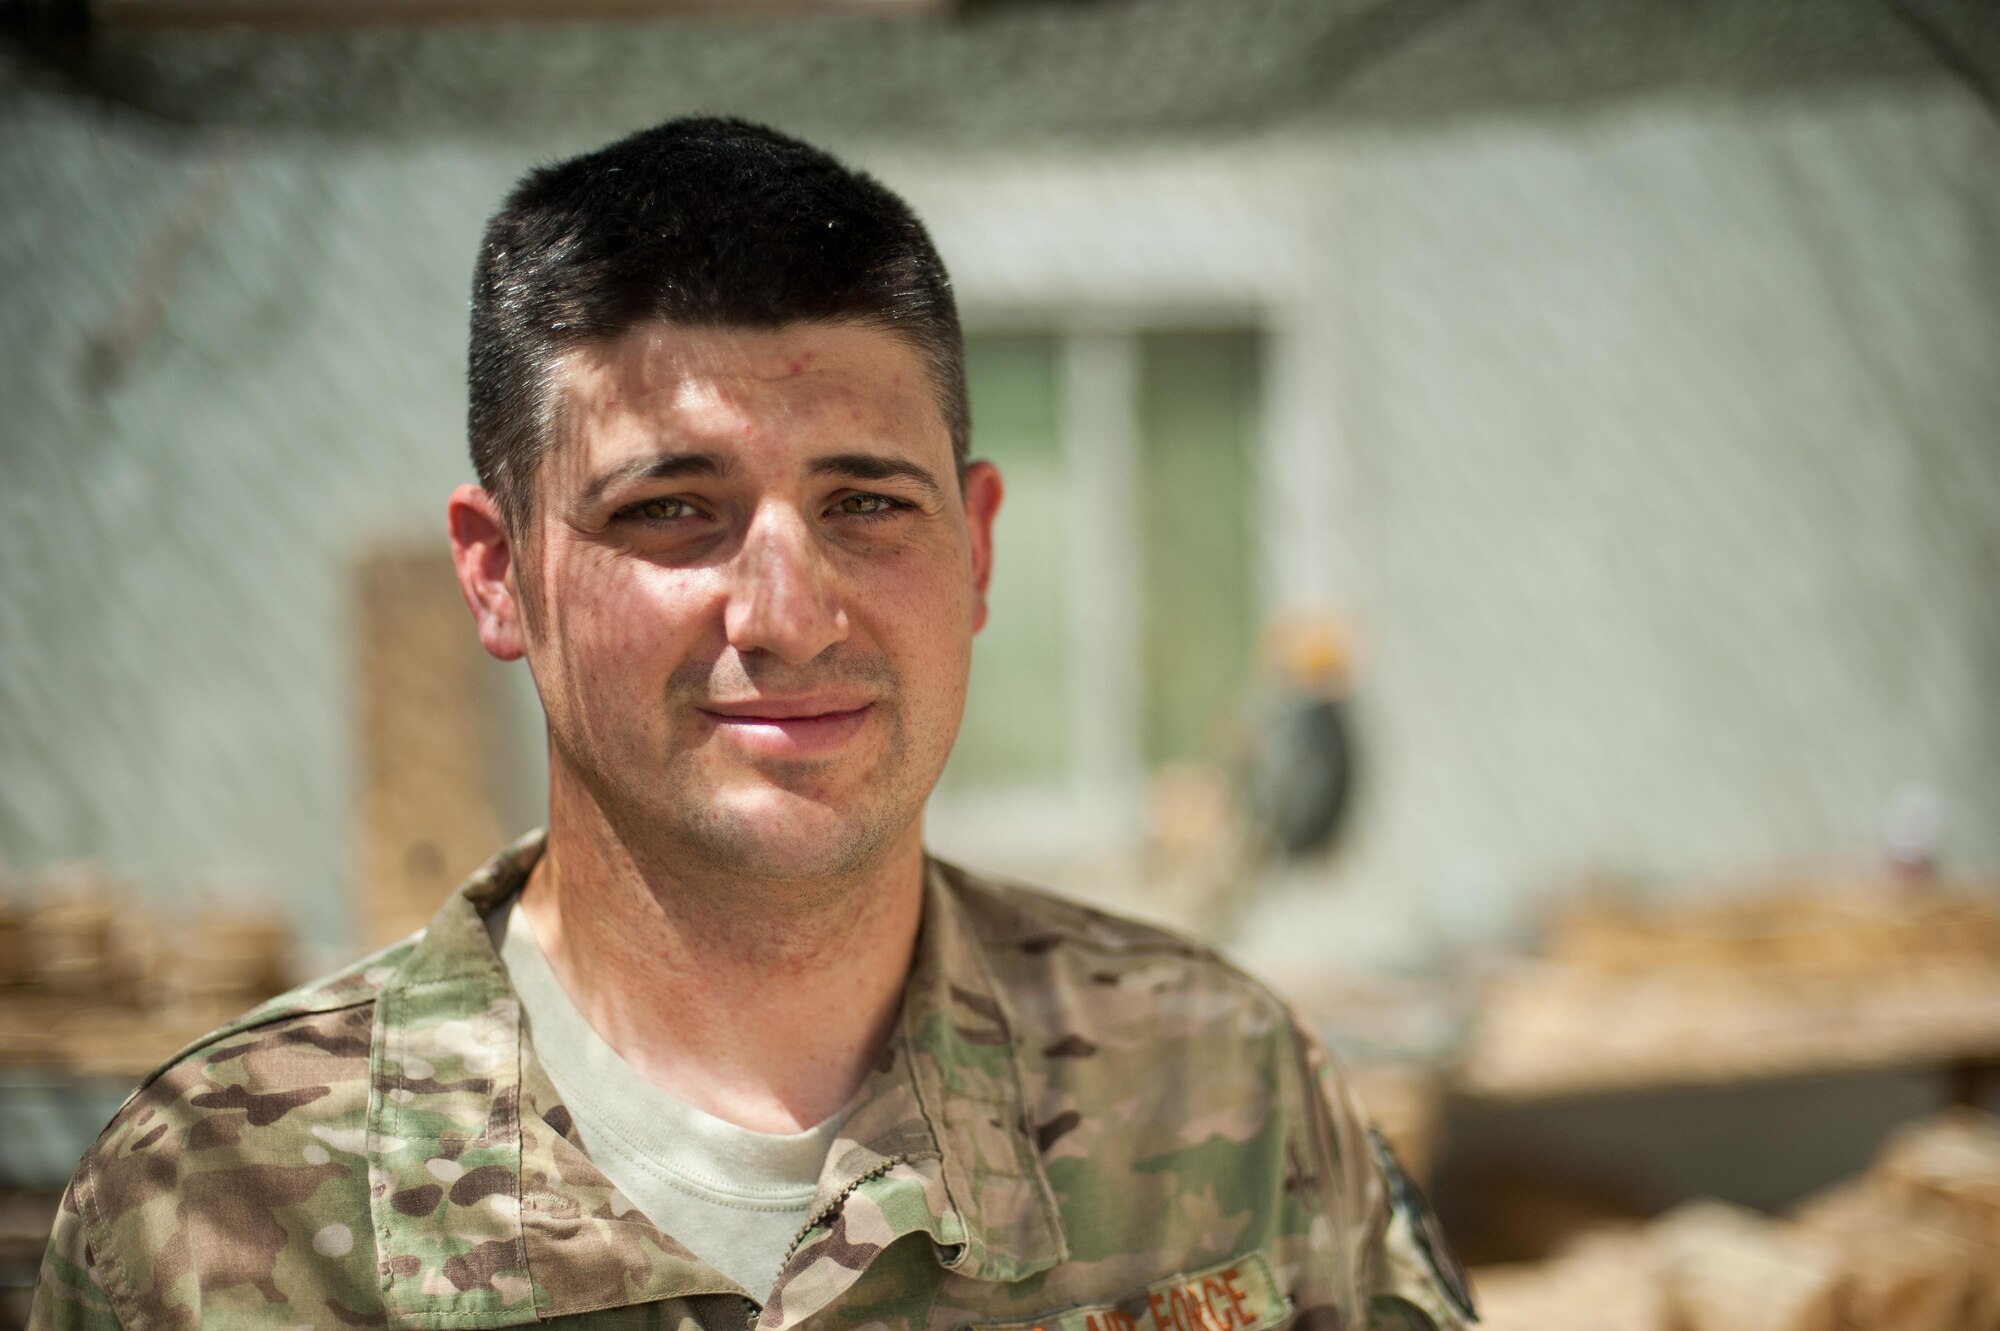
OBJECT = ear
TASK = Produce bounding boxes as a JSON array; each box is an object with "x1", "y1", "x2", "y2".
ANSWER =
[
  {"x1": 447, "y1": 484, "x2": 528, "y2": 661},
  {"x1": 961, "y1": 460, "x2": 1004, "y2": 634}
]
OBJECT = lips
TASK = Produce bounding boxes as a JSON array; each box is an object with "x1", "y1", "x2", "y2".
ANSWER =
[
  {"x1": 695, "y1": 698, "x2": 875, "y2": 757},
  {"x1": 700, "y1": 696, "x2": 873, "y2": 721}
]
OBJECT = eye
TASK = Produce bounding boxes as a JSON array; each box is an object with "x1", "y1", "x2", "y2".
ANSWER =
[
  {"x1": 623, "y1": 496, "x2": 694, "y2": 522},
  {"x1": 834, "y1": 493, "x2": 908, "y2": 518}
]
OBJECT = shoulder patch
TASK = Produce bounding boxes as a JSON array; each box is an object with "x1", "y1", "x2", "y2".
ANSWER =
[
  {"x1": 968, "y1": 1254, "x2": 1289, "y2": 1331},
  {"x1": 1367, "y1": 1128, "x2": 1475, "y2": 1322}
]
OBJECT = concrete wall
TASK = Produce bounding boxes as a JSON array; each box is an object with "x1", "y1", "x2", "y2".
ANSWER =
[
  {"x1": 3, "y1": 57, "x2": 1996, "y2": 975},
  {"x1": 1, "y1": 80, "x2": 530, "y2": 958},
  {"x1": 1263, "y1": 89, "x2": 2000, "y2": 971}
]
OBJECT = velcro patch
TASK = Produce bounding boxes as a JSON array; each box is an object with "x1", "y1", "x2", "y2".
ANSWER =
[{"x1": 969, "y1": 1254, "x2": 1289, "y2": 1331}]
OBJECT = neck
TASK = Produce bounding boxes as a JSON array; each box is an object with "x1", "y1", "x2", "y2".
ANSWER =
[{"x1": 517, "y1": 769, "x2": 926, "y2": 1134}]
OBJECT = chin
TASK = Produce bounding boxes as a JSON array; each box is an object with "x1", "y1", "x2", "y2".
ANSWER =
[{"x1": 677, "y1": 783, "x2": 913, "y2": 884}]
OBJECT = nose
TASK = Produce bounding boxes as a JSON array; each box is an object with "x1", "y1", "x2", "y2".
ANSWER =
[{"x1": 723, "y1": 503, "x2": 850, "y2": 666}]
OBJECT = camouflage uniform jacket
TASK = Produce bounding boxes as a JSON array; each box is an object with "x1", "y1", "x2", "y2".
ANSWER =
[{"x1": 32, "y1": 832, "x2": 1474, "y2": 1331}]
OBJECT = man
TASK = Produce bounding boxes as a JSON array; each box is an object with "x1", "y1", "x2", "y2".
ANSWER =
[{"x1": 32, "y1": 118, "x2": 1474, "y2": 1331}]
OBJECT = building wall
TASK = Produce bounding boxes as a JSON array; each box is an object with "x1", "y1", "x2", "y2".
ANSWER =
[
  {"x1": 3, "y1": 61, "x2": 1995, "y2": 974},
  {"x1": 0, "y1": 83, "x2": 530, "y2": 957},
  {"x1": 1291, "y1": 88, "x2": 2000, "y2": 969}
]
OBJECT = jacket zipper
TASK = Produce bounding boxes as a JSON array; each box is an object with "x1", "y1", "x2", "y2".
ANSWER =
[
  {"x1": 783, "y1": 1153, "x2": 909, "y2": 1265},
  {"x1": 744, "y1": 1155, "x2": 911, "y2": 1331}
]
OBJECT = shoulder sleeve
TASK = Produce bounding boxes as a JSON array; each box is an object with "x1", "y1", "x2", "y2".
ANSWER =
[
  {"x1": 1289, "y1": 1019, "x2": 1478, "y2": 1330},
  {"x1": 28, "y1": 1172, "x2": 127, "y2": 1331}
]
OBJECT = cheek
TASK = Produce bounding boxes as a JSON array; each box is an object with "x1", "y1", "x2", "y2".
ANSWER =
[
  {"x1": 540, "y1": 558, "x2": 712, "y2": 699},
  {"x1": 870, "y1": 558, "x2": 978, "y2": 695}
]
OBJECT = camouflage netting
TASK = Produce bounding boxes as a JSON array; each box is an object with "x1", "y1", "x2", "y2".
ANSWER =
[{"x1": 9, "y1": 0, "x2": 1991, "y2": 146}]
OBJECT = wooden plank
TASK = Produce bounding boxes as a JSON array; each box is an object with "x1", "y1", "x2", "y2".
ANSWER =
[
  {"x1": 353, "y1": 546, "x2": 508, "y2": 950},
  {"x1": 1455, "y1": 886, "x2": 2000, "y2": 1102}
]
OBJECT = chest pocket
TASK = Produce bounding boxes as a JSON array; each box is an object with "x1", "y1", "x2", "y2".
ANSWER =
[{"x1": 966, "y1": 1254, "x2": 1290, "y2": 1331}]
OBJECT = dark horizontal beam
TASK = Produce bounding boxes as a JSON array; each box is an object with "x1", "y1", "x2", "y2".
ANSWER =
[{"x1": 90, "y1": 0, "x2": 948, "y2": 31}]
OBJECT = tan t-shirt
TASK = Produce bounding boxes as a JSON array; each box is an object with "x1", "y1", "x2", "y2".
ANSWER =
[{"x1": 488, "y1": 898, "x2": 844, "y2": 1299}]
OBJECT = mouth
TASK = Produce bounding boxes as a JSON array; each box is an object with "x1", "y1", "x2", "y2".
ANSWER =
[{"x1": 694, "y1": 698, "x2": 876, "y2": 757}]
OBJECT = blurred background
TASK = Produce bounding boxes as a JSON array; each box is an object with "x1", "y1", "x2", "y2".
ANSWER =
[{"x1": 4, "y1": 0, "x2": 2000, "y2": 1325}]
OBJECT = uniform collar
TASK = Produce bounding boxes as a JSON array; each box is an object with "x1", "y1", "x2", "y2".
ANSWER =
[
  {"x1": 366, "y1": 832, "x2": 1066, "y2": 1330},
  {"x1": 892, "y1": 856, "x2": 1069, "y2": 1280}
]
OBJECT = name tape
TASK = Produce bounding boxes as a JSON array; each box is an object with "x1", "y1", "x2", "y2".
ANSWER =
[{"x1": 971, "y1": 1254, "x2": 1288, "y2": 1331}]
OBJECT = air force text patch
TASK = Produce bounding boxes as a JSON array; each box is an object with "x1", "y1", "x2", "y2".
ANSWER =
[{"x1": 969, "y1": 1254, "x2": 1290, "y2": 1331}]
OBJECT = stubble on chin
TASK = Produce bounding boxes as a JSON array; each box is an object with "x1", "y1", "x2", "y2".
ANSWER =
[{"x1": 678, "y1": 798, "x2": 905, "y2": 903}]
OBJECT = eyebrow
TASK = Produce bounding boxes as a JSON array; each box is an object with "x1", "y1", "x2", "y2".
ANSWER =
[
  {"x1": 808, "y1": 453, "x2": 946, "y2": 503},
  {"x1": 577, "y1": 448, "x2": 947, "y2": 511},
  {"x1": 577, "y1": 451, "x2": 731, "y2": 510}
]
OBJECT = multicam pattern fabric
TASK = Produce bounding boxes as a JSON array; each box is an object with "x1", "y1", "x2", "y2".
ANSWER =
[{"x1": 31, "y1": 831, "x2": 1473, "y2": 1331}]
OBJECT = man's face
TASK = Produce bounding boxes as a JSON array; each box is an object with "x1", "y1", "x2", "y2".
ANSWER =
[{"x1": 478, "y1": 321, "x2": 999, "y2": 885}]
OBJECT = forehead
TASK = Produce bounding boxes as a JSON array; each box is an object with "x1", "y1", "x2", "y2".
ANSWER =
[{"x1": 547, "y1": 321, "x2": 946, "y2": 474}]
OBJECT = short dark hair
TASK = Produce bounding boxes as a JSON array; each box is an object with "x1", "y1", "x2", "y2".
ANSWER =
[{"x1": 467, "y1": 117, "x2": 968, "y2": 530}]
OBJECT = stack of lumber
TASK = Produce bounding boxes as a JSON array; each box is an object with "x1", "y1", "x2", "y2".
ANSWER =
[
  {"x1": 0, "y1": 863, "x2": 292, "y2": 1079},
  {"x1": 1460, "y1": 879, "x2": 2000, "y2": 1097},
  {"x1": 1471, "y1": 1109, "x2": 2000, "y2": 1331}
]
